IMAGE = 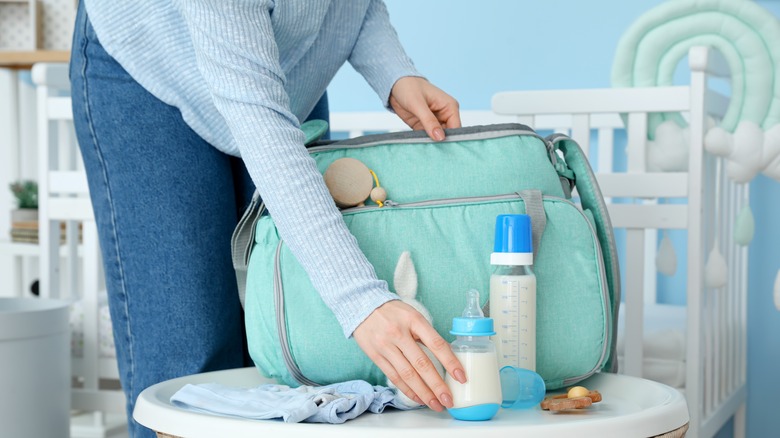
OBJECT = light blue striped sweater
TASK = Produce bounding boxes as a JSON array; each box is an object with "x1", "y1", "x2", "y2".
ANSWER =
[{"x1": 84, "y1": 0, "x2": 421, "y2": 336}]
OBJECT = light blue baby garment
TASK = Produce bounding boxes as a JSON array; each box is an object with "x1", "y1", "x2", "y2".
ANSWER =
[{"x1": 170, "y1": 380, "x2": 414, "y2": 424}]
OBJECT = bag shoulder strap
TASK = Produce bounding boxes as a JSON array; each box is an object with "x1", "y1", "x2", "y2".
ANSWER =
[{"x1": 549, "y1": 134, "x2": 621, "y2": 373}]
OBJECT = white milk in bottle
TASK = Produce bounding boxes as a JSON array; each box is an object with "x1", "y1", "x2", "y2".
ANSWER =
[
  {"x1": 489, "y1": 214, "x2": 537, "y2": 371},
  {"x1": 445, "y1": 290, "x2": 501, "y2": 421}
]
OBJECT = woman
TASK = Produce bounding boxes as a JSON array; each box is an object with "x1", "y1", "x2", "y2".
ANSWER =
[{"x1": 70, "y1": 1, "x2": 464, "y2": 435}]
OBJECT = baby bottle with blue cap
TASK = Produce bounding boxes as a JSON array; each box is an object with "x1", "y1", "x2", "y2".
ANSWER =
[
  {"x1": 445, "y1": 289, "x2": 502, "y2": 421},
  {"x1": 489, "y1": 214, "x2": 537, "y2": 371}
]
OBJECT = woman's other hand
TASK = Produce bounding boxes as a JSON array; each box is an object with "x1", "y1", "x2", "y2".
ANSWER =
[
  {"x1": 352, "y1": 300, "x2": 466, "y2": 411},
  {"x1": 389, "y1": 77, "x2": 461, "y2": 141}
]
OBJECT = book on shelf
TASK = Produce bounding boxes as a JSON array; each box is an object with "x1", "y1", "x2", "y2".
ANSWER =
[{"x1": 9, "y1": 221, "x2": 83, "y2": 244}]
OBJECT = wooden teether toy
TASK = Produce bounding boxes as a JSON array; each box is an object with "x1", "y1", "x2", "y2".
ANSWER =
[
  {"x1": 540, "y1": 386, "x2": 602, "y2": 411},
  {"x1": 323, "y1": 158, "x2": 386, "y2": 208}
]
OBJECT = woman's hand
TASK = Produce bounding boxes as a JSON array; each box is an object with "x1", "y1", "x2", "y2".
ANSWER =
[
  {"x1": 352, "y1": 300, "x2": 466, "y2": 411},
  {"x1": 389, "y1": 77, "x2": 461, "y2": 141}
]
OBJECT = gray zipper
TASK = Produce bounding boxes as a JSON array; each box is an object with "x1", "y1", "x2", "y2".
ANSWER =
[
  {"x1": 308, "y1": 124, "x2": 557, "y2": 165},
  {"x1": 273, "y1": 241, "x2": 323, "y2": 387},
  {"x1": 272, "y1": 192, "x2": 611, "y2": 386},
  {"x1": 560, "y1": 208, "x2": 611, "y2": 385}
]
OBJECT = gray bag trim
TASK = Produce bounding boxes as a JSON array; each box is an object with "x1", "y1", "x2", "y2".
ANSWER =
[
  {"x1": 310, "y1": 123, "x2": 534, "y2": 148},
  {"x1": 517, "y1": 189, "x2": 546, "y2": 261},
  {"x1": 231, "y1": 192, "x2": 263, "y2": 309},
  {"x1": 271, "y1": 193, "x2": 610, "y2": 387},
  {"x1": 307, "y1": 124, "x2": 557, "y2": 166},
  {"x1": 274, "y1": 241, "x2": 322, "y2": 386}
]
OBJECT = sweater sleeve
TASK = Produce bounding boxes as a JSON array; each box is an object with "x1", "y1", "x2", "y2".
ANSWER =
[
  {"x1": 348, "y1": 0, "x2": 424, "y2": 107},
  {"x1": 172, "y1": 0, "x2": 397, "y2": 337}
]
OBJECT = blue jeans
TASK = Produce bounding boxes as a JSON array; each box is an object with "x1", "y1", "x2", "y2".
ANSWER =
[{"x1": 69, "y1": 4, "x2": 328, "y2": 437}]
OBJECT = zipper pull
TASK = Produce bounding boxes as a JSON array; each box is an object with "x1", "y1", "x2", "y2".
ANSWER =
[
  {"x1": 545, "y1": 139, "x2": 559, "y2": 166},
  {"x1": 383, "y1": 200, "x2": 399, "y2": 208}
]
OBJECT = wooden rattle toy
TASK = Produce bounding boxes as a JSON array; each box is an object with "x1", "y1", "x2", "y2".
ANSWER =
[
  {"x1": 540, "y1": 386, "x2": 602, "y2": 411},
  {"x1": 323, "y1": 158, "x2": 387, "y2": 208}
]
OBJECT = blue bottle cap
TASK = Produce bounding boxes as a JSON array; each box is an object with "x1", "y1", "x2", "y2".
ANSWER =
[
  {"x1": 491, "y1": 214, "x2": 533, "y2": 266},
  {"x1": 450, "y1": 316, "x2": 496, "y2": 336}
]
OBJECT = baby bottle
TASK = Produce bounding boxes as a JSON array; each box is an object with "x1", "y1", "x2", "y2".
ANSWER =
[
  {"x1": 489, "y1": 214, "x2": 537, "y2": 371},
  {"x1": 445, "y1": 290, "x2": 502, "y2": 421}
]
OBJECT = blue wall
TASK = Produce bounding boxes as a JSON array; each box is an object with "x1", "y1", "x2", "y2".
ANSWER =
[{"x1": 328, "y1": 2, "x2": 780, "y2": 437}]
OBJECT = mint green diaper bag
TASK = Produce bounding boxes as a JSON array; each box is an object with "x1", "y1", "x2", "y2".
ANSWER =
[{"x1": 232, "y1": 123, "x2": 620, "y2": 391}]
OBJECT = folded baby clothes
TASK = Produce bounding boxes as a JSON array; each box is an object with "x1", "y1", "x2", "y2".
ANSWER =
[{"x1": 170, "y1": 380, "x2": 415, "y2": 424}]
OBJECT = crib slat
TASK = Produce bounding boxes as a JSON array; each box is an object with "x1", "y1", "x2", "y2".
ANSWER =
[
  {"x1": 644, "y1": 226, "x2": 658, "y2": 306},
  {"x1": 48, "y1": 170, "x2": 89, "y2": 194},
  {"x1": 72, "y1": 389, "x2": 126, "y2": 414},
  {"x1": 607, "y1": 204, "x2": 687, "y2": 229},
  {"x1": 700, "y1": 386, "x2": 748, "y2": 438},
  {"x1": 597, "y1": 128, "x2": 614, "y2": 174},
  {"x1": 740, "y1": 184, "x2": 747, "y2": 389},
  {"x1": 727, "y1": 178, "x2": 736, "y2": 396},
  {"x1": 707, "y1": 286, "x2": 715, "y2": 416},
  {"x1": 685, "y1": 63, "x2": 708, "y2": 436},
  {"x1": 48, "y1": 198, "x2": 94, "y2": 221},
  {"x1": 627, "y1": 113, "x2": 647, "y2": 172},
  {"x1": 515, "y1": 115, "x2": 535, "y2": 128},
  {"x1": 492, "y1": 86, "x2": 691, "y2": 114},
  {"x1": 623, "y1": 229, "x2": 646, "y2": 377},
  {"x1": 47, "y1": 96, "x2": 72, "y2": 120},
  {"x1": 570, "y1": 114, "x2": 590, "y2": 159},
  {"x1": 529, "y1": 114, "x2": 623, "y2": 131},
  {"x1": 597, "y1": 173, "x2": 688, "y2": 198},
  {"x1": 81, "y1": 222, "x2": 100, "y2": 392}
]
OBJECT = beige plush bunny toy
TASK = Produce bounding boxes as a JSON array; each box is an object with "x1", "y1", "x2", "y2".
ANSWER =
[{"x1": 387, "y1": 251, "x2": 445, "y2": 408}]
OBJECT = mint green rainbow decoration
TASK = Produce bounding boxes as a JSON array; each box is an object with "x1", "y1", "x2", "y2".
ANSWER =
[{"x1": 612, "y1": 0, "x2": 780, "y2": 183}]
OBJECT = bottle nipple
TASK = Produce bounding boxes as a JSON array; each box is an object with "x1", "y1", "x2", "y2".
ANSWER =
[
  {"x1": 451, "y1": 289, "x2": 494, "y2": 337},
  {"x1": 462, "y1": 289, "x2": 484, "y2": 318}
]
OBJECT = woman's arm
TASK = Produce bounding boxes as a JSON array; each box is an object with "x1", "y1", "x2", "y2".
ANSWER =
[
  {"x1": 174, "y1": 0, "x2": 464, "y2": 411},
  {"x1": 349, "y1": 0, "x2": 461, "y2": 139},
  {"x1": 172, "y1": 0, "x2": 396, "y2": 337},
  {"x1": 348, "y1": 0, "x2": 465, "y2": 411}
]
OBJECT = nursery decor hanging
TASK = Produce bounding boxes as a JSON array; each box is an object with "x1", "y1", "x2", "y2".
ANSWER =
[
  {"x1": 655, "y1": 230, "x2": 677, "y2": 277},
  {"x1": 612, "y1": 0, "x2": 780, "y2": 183},
  {"x1": 733, "y1": 205, "x2": 755, "y2": 246}
]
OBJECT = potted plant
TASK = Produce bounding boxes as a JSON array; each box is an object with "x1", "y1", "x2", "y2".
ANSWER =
[{"x1": 9, "y1": 180, "x2": 38, "y2": 242}]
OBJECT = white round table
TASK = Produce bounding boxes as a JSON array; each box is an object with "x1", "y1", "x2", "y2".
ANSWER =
[{"x1": 134, "y1": 368, "x2": 689, "y2": 438}]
